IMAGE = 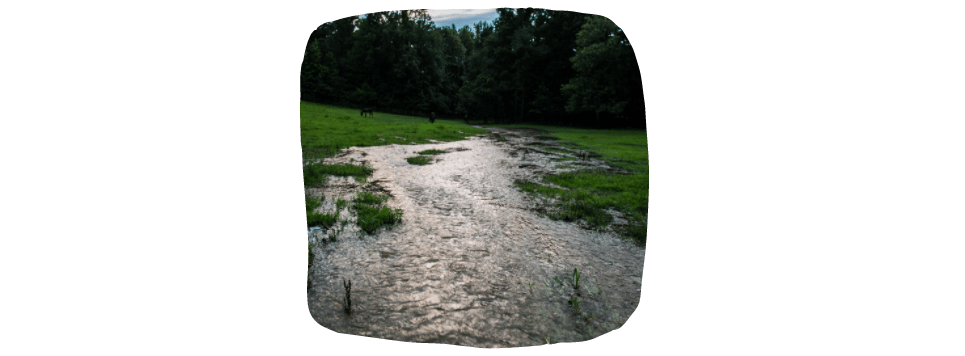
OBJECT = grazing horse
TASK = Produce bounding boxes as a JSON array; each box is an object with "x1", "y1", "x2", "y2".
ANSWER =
[
  {"x1": 429, "y1": 112, "x2": 436, "y2": 124},
  {"x1": 360, "y1": 108, "x2": 374, "y2": 117}
]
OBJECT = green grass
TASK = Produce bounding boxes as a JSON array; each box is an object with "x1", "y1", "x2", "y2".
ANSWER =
[
  {"x1": 515, "y1": 170, "x2": 647, "y2": 243},
  {"x1": 307, "y1": 211, "x2": 339, "y2": 229},
  {"x1": 417, "y1": 149, "x2": 447, "y2": 155},
  {"x1": 488, "y1": 124, "x2": 648, "y2": 173},
  {"x1": 354, "y1": 204, "x2": 404, "y2": 234},
  {"x1": 303, "y1": 162, "x2": 373, "y2": 188},
  {"x1": 334, "y1": 195, "x2": 348, "y2": 212},
  {"x1": 542, "y1": 147, "x2": 571, "y2": 154},
  {"x1": 353, "y1": 192, "x2": 388, "y2": 206},
  {"x1": 515, "y1": 179, "x2": 566, "y2": 199},
  {"x1": 301, "y1": 101, "x2": 488, "y2": 162},
  {"x1": 305, "y1": 193, "x2": 337, "y2": 229},
  {"x1": 305, "y1": 193, "x2": 323, "y2": 213},
  {"x1": 493, "y1": 124, "x2": 648, "y2": 247},
  {"x1": 406, "y1": 155, "x2": 432, "y2": 165},
  {"x1": 351, "y1": 192, "x2": 403, "y2": 234}
]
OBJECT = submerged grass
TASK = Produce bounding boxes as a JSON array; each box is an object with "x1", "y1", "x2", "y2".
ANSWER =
[
  {"x1": 515, "y1": 170, "x2": 647, "y2": 244},
  {"x1": 515, "y1": 179, "x2": 566, "y2": 199},
  {"x1": 494, "y1": 124, "x2": 648, "y2": 247},
  {"x1": 488, "y1": 124, "x2": 648, "y2": 172},
  {"x1": 305, "y1": 193, "x2": 337, "y2": 229}
]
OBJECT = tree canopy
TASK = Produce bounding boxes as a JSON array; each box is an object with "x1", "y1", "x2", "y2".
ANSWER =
[{"x1": 300, "y1": 8, "x2": 645, "y2": 129}]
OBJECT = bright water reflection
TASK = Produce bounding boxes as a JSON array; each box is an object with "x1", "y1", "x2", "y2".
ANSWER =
[{"x1": 307, "y1": 128, "x2": 645, "y2": 347}]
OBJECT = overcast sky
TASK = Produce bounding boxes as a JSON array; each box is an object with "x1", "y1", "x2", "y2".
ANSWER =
[{"x1": 426, "y1": 9, "x2": 498, "y2": 30}]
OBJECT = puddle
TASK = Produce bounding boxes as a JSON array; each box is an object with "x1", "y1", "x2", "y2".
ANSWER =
[{"x1": 307, "y1": 127, "x2": 645, "y2": 347}]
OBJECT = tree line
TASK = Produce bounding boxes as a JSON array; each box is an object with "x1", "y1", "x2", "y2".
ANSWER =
[{"x1": 300, "y1": 8, "x2": 645, "y2": 129}]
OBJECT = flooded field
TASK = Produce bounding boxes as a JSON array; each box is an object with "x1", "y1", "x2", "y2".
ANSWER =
[{"x1": 307, "y1": 127, "x2": 646, "y2": 347}]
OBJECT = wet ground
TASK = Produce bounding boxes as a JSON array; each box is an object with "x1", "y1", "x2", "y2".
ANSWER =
[{"x1": 307, "y1": 127, "x2": 646, "y2": 347}]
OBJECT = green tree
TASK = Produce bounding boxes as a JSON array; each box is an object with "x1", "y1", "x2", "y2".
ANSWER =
[
  {"x1": 300, "y1": 40, "x2": 322, "y2": 101},
  {"x1": 528, "y1": 10, "x2": 590, "y2": 123},
  {"x1": 562, "y1": 15, "x2": 645, "y2": 128},
  {"x1": 301, "y1": 9, "x2": 644, "y2": 128}
]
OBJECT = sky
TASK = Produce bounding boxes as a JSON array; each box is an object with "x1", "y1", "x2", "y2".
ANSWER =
[{"x1": 426, "y1": 9, "x2": 499, "y2": 30}]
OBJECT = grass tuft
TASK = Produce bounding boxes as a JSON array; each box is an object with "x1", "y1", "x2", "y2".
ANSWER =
[
  {"x1": 307, "y1": 211, "x2": 338, "y2": 229},
  {"x1": 406, "y1": 155, "x2": 432, "y2": 165},
  {"x1": 305, "y1": 193, "x2": 323, "y2": 213},
  {"x1": 417, "y1": 149, "x2": 446, "y2": 155},
  {"x1": 351, "y1": 192, "x2": 403, "y2": 234},
  {"x1": 353, "y1": 192, "x2": 388, "y2": 206},
  {"x1": 334, "y1": 195, "x2": 348, "y2": 212},
  {"x1": 354, "y1": 204, "x2": 404, "y2": 234}
]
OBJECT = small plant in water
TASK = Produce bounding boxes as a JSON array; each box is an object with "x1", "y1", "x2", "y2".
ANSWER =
[
  {"x1": 307, "y1": 244, "x2": 315, "y2": 292},
  {"x1": 308, "y1": 243, "x2": 315, "y2": 267},
  {"x1": 342, "y1": 278, "x2": 352, "y2": 314},
  {"x1": 327, "y1": 223, "x2": 344, "y2": 242},
  {"x1": 335, "y1": 195, "x2": 348, "y2": 212},
  {"x1": 569, "y1": 295, "x2": 581, "y2": 313},
  {"x1": 571, "y1": 268, "x2": 581, "y2": 291}
]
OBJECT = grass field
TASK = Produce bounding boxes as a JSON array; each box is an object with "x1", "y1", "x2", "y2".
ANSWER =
[
  {"x1": 491, "y1": 124, "x2": 649, "y2": 246},
  {"x1": 300, "y1": 102, "x2": 489, "y2": 162}
]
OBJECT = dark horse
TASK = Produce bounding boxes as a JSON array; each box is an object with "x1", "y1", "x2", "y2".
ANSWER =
[
  {"x1": 360, "y1": 108, "x2": 374, "y2": 117},
  {"x1": 429, "y1": 112, "x2": 436, "y2": 123}
]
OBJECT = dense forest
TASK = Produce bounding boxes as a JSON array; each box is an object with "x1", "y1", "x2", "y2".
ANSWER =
[{"x1": 300, "y1": 8, "x2": 645, "y2": 129}]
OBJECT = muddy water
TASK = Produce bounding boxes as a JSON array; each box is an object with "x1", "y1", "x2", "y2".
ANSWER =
[{"x1": 307, "y1": 128, "x2": 645, "y2": 347}]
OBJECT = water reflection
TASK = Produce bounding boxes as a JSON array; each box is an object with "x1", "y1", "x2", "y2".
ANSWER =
[{"x1": 307, "y1": 128, "x2": 645, "y2": 347}]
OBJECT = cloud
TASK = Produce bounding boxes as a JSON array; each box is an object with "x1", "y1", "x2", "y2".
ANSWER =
[{"x1": 426, "y1": 9, "x2": 497, "y2": 22}]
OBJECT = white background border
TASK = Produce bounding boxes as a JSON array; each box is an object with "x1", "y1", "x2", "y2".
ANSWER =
[{"x1": 2, "y1": 1, "x2": 963, "y2": 355}]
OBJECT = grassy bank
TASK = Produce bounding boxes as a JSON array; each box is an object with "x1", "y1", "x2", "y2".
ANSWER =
[
  {"x1": 301, "y1": 102, "x2": 488, "y2": 234},
  {"x1": 492, "y1": 124, "x2": 649, "y2": 247},
  {"x1": 301, "y1": 101, "x2": 489, "y2": 162}
]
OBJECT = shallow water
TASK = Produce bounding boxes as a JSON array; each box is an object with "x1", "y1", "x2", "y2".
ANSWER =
[{"x1": 307, "y1": 128, "x2": 646, "y2": 347}]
